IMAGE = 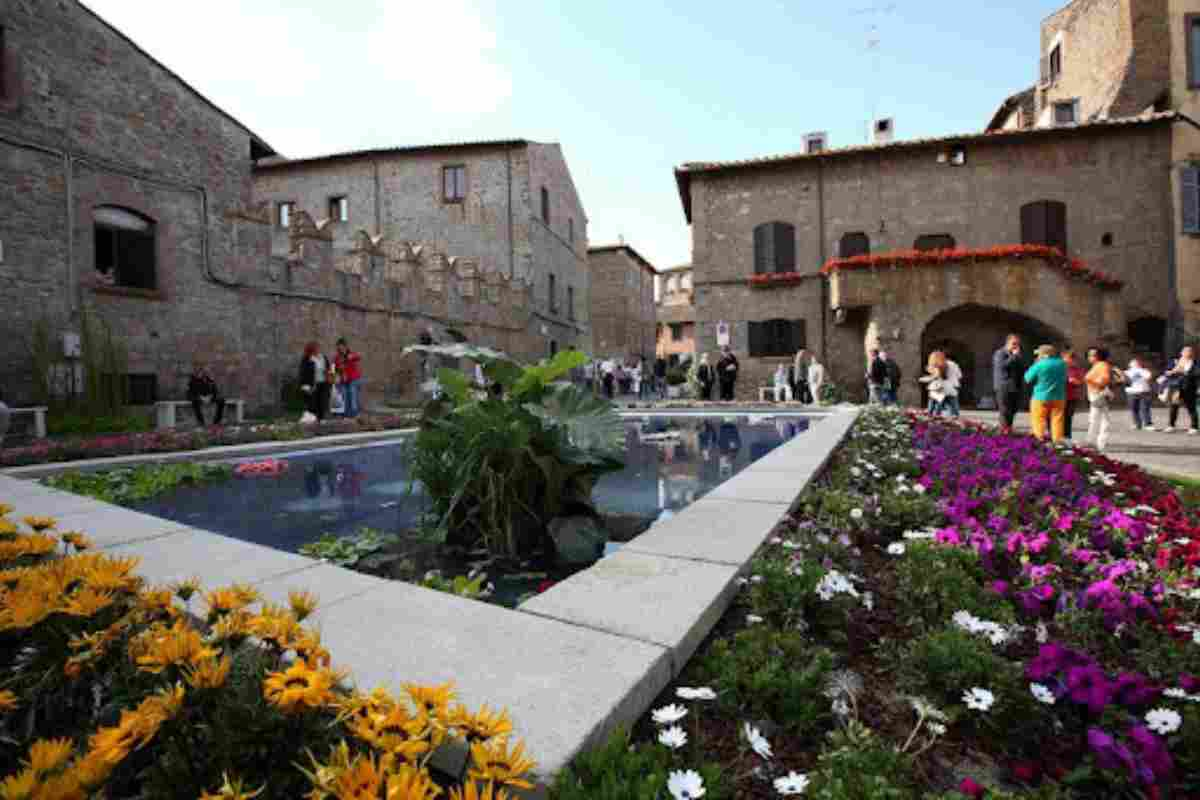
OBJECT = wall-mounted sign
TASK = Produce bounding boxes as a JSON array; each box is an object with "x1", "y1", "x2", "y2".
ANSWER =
[{"x1": 716, "y1": 320, "x2": 730, "y2": 347}]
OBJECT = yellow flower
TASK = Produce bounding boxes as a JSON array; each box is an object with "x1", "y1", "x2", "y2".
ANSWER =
[
  {"x1": 134, "y1": 620, "x2": 218, "y2": 674},
  {"x1": 290, "y1": 630, "x2": 332, "y2": 668},
  {"x1": 60, "y1": 587, "x2": 116, "y2": 618},
  {"x1": 0, "y1": 768, "x2": 37, "y2": 800},
  {"x1": 136, "y1": 587, "x2": 178, "y2": 617},
  {"x1": 0, "y1": 518, "x2": 19, "y2": 536},
  {"x1": 288, "y1": 590, "x2": 319, "y2": 621},
  {"x1": 32, "y1": 770, "x2": 84, "y2": 800},
  {"x1": 199, "y1": 773, "x2": 265, "y2": 800},
  {"x1": 78, "y1": 555, "x2": 141, "y2": 593},
  {"x1": 185, "y1": 654, "x2": 233, "y2": 690},
  {"x1": 0, "y1": 503, "x2": 14, "y2": 517},
  {"x1": 0, "y1": 565, "x2": 31, "y2": 585},
  {"x1": 262, "y1": 661, "x2": 338, "y2": 713},
  {"x1": 170, "y1": 576, "x2": 202, "y2": 603},
  {"x1": 448, "y1": 780, "x2": 510, "y2": 800},
  {"x1": 204, "y1": 585, "x2": 258, "y2": 618},
  {"x1": 246, "y1": 604, "x2": 302, "y2": 647},
  {"x1": 209, "y1": 609, "x2": 253, "y2": 645},
  {"x1": 69, "y1": 752, "x2": 113, "y2": 790},
  {"x1": 26, "y1": 738, "x2": 73, "y2": 774},
  {"x1": 362, "y1": 705, "x2": 432, "y2": 765},
  {"x1": 0, "y1": 534, "x2": 58, "y2": 562},
  {"x1": 403, "y1": 682, "x2": 455, "y2": 720},
  {"x1": 59, "y1": 532, "x2": 92, "y2": 551},
  {"x1": 447, "y1": 704, "x2": 513, "y2": 744},
  {"x1": 0, "y1": 690, "x2": 18, "y2": 712},
  {"x1": 333, "y1": 751, "x2": 384, "y2": 800},
  {"x1": 22, "y1": 516, "x2": 56, "y2": 532},
  {"x1": 384, "y1": 765, "x2": 443, "y2": 800},
  {"x1": 0, "y1": 585, "x2": 55, "y2": 631},
  {"x1": 467, "y1": 739, "x2": 535, "y2": 791}
]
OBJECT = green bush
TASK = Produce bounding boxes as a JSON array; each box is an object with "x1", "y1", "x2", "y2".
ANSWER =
[
  {"x1": 893, "y1": 542, "x2": 1013, "y2": 632},
  {"x1": 695, "y1": 626, "x2": 833, "y2": 733},
  {"x1": 898, "y1": 625, "x2": 1009, "y2": 705},
  {"x1": 665, "y1": 367, "x2": 688, "y2": 386},
  {"x1": 45, "y1": 462, "x2": 232, "y2": 505},
  {"x1": 807, "y1": 721, "x2": 917, "y2": 800},
  {"x1": 47, "y1": 412, "x2": 152, "y2": 437},
  {"x1": 551, "y1": 726, "x2": 729, "y2": 800}
]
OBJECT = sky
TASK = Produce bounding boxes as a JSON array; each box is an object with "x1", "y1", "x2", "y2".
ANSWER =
[{"x1": 85, "y1": 0, "x2": 1066, "y2": 270}]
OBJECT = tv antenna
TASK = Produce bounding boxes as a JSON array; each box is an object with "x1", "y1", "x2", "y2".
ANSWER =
[{"x1": 851, "y1": 3, "x2": 896, "y2": 143}]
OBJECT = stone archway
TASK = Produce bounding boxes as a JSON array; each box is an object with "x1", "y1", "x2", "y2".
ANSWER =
[{"x1": 921, "y1": 304, "x2": 1068, "y2": 409}]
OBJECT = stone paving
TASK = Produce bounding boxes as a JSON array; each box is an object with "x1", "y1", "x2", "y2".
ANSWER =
[{"x1": 0, "y1": 406, "x2": 859, "y2": 787}]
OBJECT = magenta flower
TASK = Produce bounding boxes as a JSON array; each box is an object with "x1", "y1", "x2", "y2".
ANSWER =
[
  {"x1": 1068, "y1": 664, "x2": 1113, "y2": 714},
  {"x1": 935, "y1": 527, "x2": 962, "y2": 546},
  {"x1": 1056, "y1": 513, "x2": 1076, "y2": 531},
  {"x1": 1129, "y1": 725, "x2": 1173, "y2": 783},
  {"x1": 1088, "y1": 727, "x2": 1135, "y2": 775}
]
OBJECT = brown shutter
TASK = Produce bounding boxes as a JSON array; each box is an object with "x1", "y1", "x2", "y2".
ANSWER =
[
  {"x1": 1020, "y1": 202, "x2": 1045, "y2": 246},
  {"x1": 1047, "y1": 201, "x2": 1067, "y2": 254},
  {"x1": 753, "y1": 224, "x2": 771, "y2": 275},
  {"x1": 748, "y1": 322, "x2": 764, "y2": 357},
  {"x1": 775, "y1": 223, "x2": 796, "y2": 273}
]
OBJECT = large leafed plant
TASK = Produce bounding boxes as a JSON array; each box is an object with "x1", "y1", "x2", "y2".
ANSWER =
[{"x1": 404, "y1": 344, "x2": 625, "y2": 559}]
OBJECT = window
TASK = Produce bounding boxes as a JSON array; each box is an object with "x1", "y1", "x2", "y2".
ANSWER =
[
  {"x1": 1053, "y1": 100, "x2": 1077, "y2": 125},
  {"x1": 805, "y1": 134, "x2": 827, "y2": 153},
  {"x1": 329, "y1": 196, "x2": 348, "y2": 222},
  {"x1": 1049, "y1": 44, "x2": 1062, "y2": 82},
  {"x1": 839, "y1": 232, "x2": 870, "y2": 258},
  {"x1": 567, "y1": 286, "x2": 575, "y2": 320},
  {"x1": 126, "y1": 374, "x2": 158, "y2": 405},
  {"x1": 541, "y1": 187, "x2": 550, "y2": 225},
  {"x1": 548, "y1": 273, "x2": 557, "y2": 313},
  {"x1": 748, "y1": 319, "x2": 806, "y2": 358},
  {"x1": 389, "y1": 283, "x2": 401, "y2": 308},
  {"x1": 94, "y1": 206, "x2": 156, "y2": 290},
  {"x1": 568, "y1": 217, "x2": 574, "y2": 244},
  {"x1": 913, "y1": 234, "x2": 956, "y2": 252},
  {"x1": 443, "y1": 165, "x2": 466, "y2": 203},
  {"x1": 278, "y1": 202, "x2": 293, "y2": 228},
  {"x1": 1189, "y1": 15, "x2": 1200, "y2": 89},
  {"x1": 549, "y1": 340, "x2": 558, "y2": 357},
  {"x1": 1183, "y1": 166, "x2": 1200, "y2": 235},
  {"x1": 752, "y1": 221, "x2": 797, "y2": 274},
  {"x1": 1020, "y1": 200, "x2": 1068, "y2": 253},
  {"x1": 669, "y1": 323, "x2": 684, "y2": 342}
]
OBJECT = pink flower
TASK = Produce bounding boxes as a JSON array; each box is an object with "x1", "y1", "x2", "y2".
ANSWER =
[
  {"x1": 958, "y1": 777, "x2": 985, "y2": 798},
  {"x1": 1027, "y1": 532, "x2": 1051, "y2": 553}
]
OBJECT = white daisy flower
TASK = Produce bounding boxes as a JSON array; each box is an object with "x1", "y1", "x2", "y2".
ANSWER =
[
  {"x1": 1163, "y1": 688, "x2": 1188, "y2": 700},
  {"x1": 652, "y1": 704, "x2": 688, "y2": 725},
  {"x1": 862, "y1": 592, "x2": 874, "y2": 611},
  {"x1": 746, "y1": 614, "x2": 764, "y2": 625},
  {"x1": 676, "y1": 686, "x2": 717, "y2": 701},
  {"x1": 928, "y1": 721, "x2": 947, "y2": 736},
  {"x1": 743, "y1": 722, "x2": 773, "y2": 759},
  {"x1": 886, "y1": 542, "x2": 906, "y2": 556},
  {"x1": 667, "y1": 769, "x2": 706, "y2": 800},
  {"x1": 1145, "y1": 708, "x2": 1183, "y2": 735},
  {"x1": 1030, "y1": 683, "x2": 1056, "y2": 705},
  {"x1": 1036, "y1": 621, "x2": 1049, "y2": 644},
  {"x1": 850, "y1": 508, "x2": 864, "y2": 520},
  {"x1": 750, "y1": 575, "x2": 764, "y2": 583},
  {"x1": 773, "y1": 772, "x2": 810, "y2": 796},
  {"x1": 912, "y1": 483, "x2": 927, "y2": 494},
  {"x1": 831, "y1": 697, "x2": 850, "y2": 717},
  {"x1": 963, "y1": 687, "x2": 995, "y2": 712},
  {"x1": 658, "y1": 725, "x2": 688, "y2": 750}
]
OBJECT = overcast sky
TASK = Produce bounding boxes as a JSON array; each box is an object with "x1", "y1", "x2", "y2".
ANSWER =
[{"x1": 85, "y1": 0, "x2": 1064, "y2": 270}]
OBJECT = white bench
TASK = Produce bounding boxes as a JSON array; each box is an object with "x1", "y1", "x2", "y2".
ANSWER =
[
  {"x1": 8, "y1": 406, "x2": 48, "y2": 439},
  {"x1": 155, "y1": 399, "x2": 245, "y2": 430},
  {"x1": 758, "y1": 387, "x2": 792, "y2": 402}
]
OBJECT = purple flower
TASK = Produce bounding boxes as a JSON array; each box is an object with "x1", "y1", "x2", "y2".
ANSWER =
[
  {"x1": 1088, "y1": 727, "x2": 1135, "y2": 776},
  {"x1": 1068, "y1": 664, "x2": 1113, "y2": 714},
  {"x1": 1026, "y1": 643, "x2": 1073, "y2": 681},
  {"x1": 1113, "y1": 672, "x2": 1159, "y2": 708},
  {"x1": 935, "y1": 527, "x2": 962, "y2": 546},
  {"x1": 1129, "y1": 725, "x2": 1173, "y2": 783},
  {"x1": 1056, "y1": 513, "x2": 1076, "y2": 531},
  {"x1": 1027, "y1": 532, "x2": 1051, "y2": 554},
  {"x1": 1005, "y1": 532, "x2": 1027, "y2": 554},
  {"x1": 989, "y1": 579, "x2": 1009, "y2": 596},
  {"x1": 1071, "y1": 548, "x2": 1097, "y2": 564}
]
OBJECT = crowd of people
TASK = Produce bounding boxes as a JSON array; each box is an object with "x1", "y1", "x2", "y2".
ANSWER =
[{"x1": 296, "y1": 338, "x2": 363, "y2": 423}]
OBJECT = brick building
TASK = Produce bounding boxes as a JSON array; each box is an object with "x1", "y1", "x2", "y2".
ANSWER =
[
  {"x1": 586, "y1": 243, "x2": 656, "y2": 360},
  {"x1": 655, "y1": 263, "x2": 696, "y2": 364},
  {"x1": 675, "y1": 0, "x2": 1200, "y2": 404},
  {"x1": 0, "y1": 1, "x2": 591, "y2": 413}
]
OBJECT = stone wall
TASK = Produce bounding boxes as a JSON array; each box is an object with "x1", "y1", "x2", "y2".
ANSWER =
[
  {"x1": 1168, "y1": 0, "x2": 1200, "y2": 341},
  {"x1": 588, "y1": 247, "x2": 656, "y2": 359}
]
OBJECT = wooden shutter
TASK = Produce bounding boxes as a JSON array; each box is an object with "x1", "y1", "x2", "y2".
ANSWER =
[
  {"x1": 748, "y1": 322, "x2": 764, "y2": 357},
  {"x1": 1046, "y1": 201, "x2": 1067, "y2": 254},
  {"x1": 1184, "y1": 167, "x2": 1200, "y2": 235},
  {"x1": 1020, "y1": 202, "x2": 1044, "y2": 246},
  {"x1": 793, "y1": 319, "x2": 807, "y2": 351},
  {"x1": 774, "y1": 223, "x2": 796, "y2": 273},
  {"x1": 753, "y1": 224, "x2": 772, "y2": 274}
]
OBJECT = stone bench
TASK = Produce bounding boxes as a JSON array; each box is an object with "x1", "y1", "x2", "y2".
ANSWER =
[
  {"x1": 155, "y1": 399, "x2": 245, "y2": 430},
  {"x1": 757, "y1": 387, "x2": 792, "y2": 402},
  {"x1": 7, "y1": 406, "x2": 48, "y2": 439}
]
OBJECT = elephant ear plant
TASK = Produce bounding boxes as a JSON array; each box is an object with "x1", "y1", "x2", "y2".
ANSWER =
[{"x1": 403, "y1": 344, "x2": 626, "y2": 560}]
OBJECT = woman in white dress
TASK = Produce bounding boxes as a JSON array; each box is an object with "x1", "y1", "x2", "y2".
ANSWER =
[{"x1": 807, "y1": 358, "x2": 825, "y2": 405}]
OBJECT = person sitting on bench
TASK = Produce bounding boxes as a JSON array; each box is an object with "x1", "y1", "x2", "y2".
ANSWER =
[{"x1": 187, "y1": 363, "x2": 224, "y2": 426}]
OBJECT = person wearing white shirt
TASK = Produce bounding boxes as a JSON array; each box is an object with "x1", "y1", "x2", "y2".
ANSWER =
[
  {"x1": 942, "y1": 358, "x2": 963, "y2": 418},
  {"x1": 807, "y1": 358, "x2": 825, "y2": 405},
  {"x1": 773, "y1": 364, "x2": 793, "y2": 402},
  {"x1": 1125, "y1": 356, "x2": 1154, "y2": 430}
]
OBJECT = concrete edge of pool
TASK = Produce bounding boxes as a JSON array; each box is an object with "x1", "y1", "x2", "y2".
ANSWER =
[{"x1": 0, "y1": 406, "x2": 861, "y2": 796}]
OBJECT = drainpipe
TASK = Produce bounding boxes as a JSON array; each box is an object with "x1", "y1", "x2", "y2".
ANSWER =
[
  {"x1": 373, "y1": 159, "x2": 382, "y2": 234},
  {"x1": 817, "y1": 158, "x2": 828, "y2": 366},
  {"x1": 506, "y1": 145, "x2": 515, "y2": 281}
]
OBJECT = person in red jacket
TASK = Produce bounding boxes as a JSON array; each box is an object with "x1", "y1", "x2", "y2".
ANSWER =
[{"x1": 334, "y1": 338, "x2": 363, "y2": 418}]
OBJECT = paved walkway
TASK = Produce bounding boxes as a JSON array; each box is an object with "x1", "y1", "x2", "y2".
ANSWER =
[
  {"x1": 0, "y1": 407, "x2": 858, "y2": 787},
  {"x1": 961, "y1": 409, "x2": 1200, "y2": 478}
]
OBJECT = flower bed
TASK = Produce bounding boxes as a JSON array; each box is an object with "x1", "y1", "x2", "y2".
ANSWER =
[
  {"x1": 553, "y1": 409, "x2": 1199, "y2": 799},
  {"x1": 0, "y1": 508, "x2": 534, "y2": 798},
  {"x1": 0, "y1": 414, "x2": 419, "y2": 468}
]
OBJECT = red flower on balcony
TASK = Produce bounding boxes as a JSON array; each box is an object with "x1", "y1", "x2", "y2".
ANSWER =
[
  {"x1": 747, "y1": 271, "x2": 807, "y2": 288},
  {"x1": 818, "y1": 244, "x2": 1123, "y2": 289}
]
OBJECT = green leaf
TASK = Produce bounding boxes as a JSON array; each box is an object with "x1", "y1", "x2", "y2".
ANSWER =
[
  {"x1": 435, "y1": 368, "x2": 473, "y2": 406},
  {"x1": 523, "y1": 384, "x2": 625, "y2": 458},
  {"x1": 511, "y1": 350, "x2": 587, "y2": 399}
]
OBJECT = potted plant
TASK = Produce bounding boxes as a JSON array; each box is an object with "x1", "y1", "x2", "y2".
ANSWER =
[{"x1": 665, "y1": 367, "x2": 689, "y2": 399}]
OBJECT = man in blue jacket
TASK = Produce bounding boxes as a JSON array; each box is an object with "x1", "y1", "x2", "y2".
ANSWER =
[{"x1": 992, "y1": 334, "x2": 1024, "y2": 433}]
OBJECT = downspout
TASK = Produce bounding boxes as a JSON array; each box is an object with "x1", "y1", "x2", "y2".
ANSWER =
[
  {"x1": 373, "y1": 159, "x2": 382, "y2": 234},
  {"x1": 506, "y1": 145, "x2": 514, "y2": 281},
  {"x1": 817, "y1": 157, "x2": 828, "y2": 366}
]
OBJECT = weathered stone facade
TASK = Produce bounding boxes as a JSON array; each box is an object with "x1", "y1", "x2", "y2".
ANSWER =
[
  {"x1": 587, "y1": 244, "x2": 656, "y2": 360},
  {"x1": 655, "y1": 264, "x2": 696, "y2": 362}
]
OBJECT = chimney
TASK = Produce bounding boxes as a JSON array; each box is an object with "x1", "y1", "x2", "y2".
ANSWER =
[{"x1": 873, "y1": 118, "x2": 894, "y2": 145}]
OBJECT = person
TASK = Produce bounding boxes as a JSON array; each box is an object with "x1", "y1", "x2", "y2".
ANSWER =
[
  {"x1": 631, "y1": 358, "x2": 644, "y2": 399},
  {"x1": 866, "y1": 349, "x2": 887, "y2": 404},
  {"x1": 1157, "y1": 346, "x2": 1200, "y2": 433},
  {"x1": 807, "y1": 357, "x2": 825, "y2": 405},
  {"x1": 792, "y1": 349, "x2": 812, "y2": 404},
  {"x1": 653, "y1": 357, "x2": 668, "y2": 400},
  {"x1": 698, "y1": 353, "x2": 715, "y2": 400},
  {"x1": 1023, "y1": 344, "x2": 1068, "y2": 443},
  {"x1": 772, "y1": 363, "x2": 793, "y2": 402},
  {"x1": 717, "y1": 346, "x2": 739, "y2": 401},
  {"x1": 920, "y1": 352, "x2": 948, "y2": 415},
  {"x1": 1085, "y1": 346, "x2": 1113, "y2": 451},
  {"x1": 601, "y1": 359, "x2": 616, "y2": 400},
  {"x1": 941, "y1": 353, "x2": 962, "y2": 418},
  {"x1": 334, "y1": 338, "x2": 363, "y2": 418},
  {"x1": 881, "y1": 351, "x2": 902, "y2": 405},
  {"x1": 992, "y1": 334, "x2": 1024, "y2": 433},
  {"x1": 299, "y1": 341, "x2": 332, "y2": 422},
  {"x1": 1125, "y1": 355, "x2": 1154, "y2": 431},
  {"x1": 1063, "y1": 349, "x2": 1086, "y2": 439},
  {"x1": 186, "y1": 362, "x2": 225, "y2": 427}
]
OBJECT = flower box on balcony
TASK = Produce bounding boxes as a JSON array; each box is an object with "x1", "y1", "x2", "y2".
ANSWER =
[{"x1": 747, "y1": 272, "x2": 807, "y2": 289}]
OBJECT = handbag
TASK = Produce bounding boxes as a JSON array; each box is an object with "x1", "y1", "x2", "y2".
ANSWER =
[{"x1": 330, "y1": 385, "x2": 346, "y2": 415}]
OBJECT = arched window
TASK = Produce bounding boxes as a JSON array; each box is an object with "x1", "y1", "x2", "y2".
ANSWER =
[
  {"x1": 94, "y1": 206, "x2": 156, "y2": 290},
  {"x1": 753, "y1": 221, "x2": 796, "y2": 274},
  {"x1": 839, "y1": 232, "x2": 870, "y2": 258},
  {"x1": 1020, "y1": 200, "x2": 1068, "y2": 254},
  {"x1": 913, "y1": 234, "x2": 956, "y2": 252}
]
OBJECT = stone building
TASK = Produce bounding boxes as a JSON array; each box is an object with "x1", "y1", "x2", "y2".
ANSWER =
[
  {"x1": 253, "y1": 141, "x2": 591, "y2": 363},
  {"x1": 586, "y1": 243, "x2": 656, "y2": 360},
  {"x1": 0, "y1": 1, "x2": 591, "y2": 413},
  {"x1": 675, "y1": 0, "x2": 1200, "y2": 405},
  {"x1": 655, "y1": 263, "x2": 696, "y2": 364}
]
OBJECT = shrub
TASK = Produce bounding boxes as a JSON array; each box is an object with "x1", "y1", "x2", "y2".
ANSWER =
[
  {"x1": 0, "y1": 508, "x2": 535, "y2": 798},
  {"x1": 807, "y1": 721, "x2": 917, "y2": 800},
  {"x1": 46, "y1": 412, "x2": 153, "y2": 437},
  {"x1": 893, "y1": 542, "x2": 1013, "y2": 632},
  {"x1": 665, "y1": 367, "x2": 688, "y2": 386},
  {"x1": 45, "y1": 462, "x2": 231, "y2": 506},
  {"x1": 550, "y1": 727, "x2": 729, "y2": 800},
  {"x1": 694, "y1": 627, "x2": 833, "y2": 734},
  {"x1": 898, "y1": 625, "x2": 1010, "y2": 706}
]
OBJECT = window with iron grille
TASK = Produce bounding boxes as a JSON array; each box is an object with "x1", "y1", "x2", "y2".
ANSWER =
[
  {"x1": 748, "y1": 319, "x2": 806, "y2": 358},
  {"x1": 1049, "y1": 44, "x2": 1062, "y2": 82},
  {"x1": 1189, "y1": 15, "x2": 1200, "y2": 89},
  {"x1": 752, "y1": 221, "x2": 797, "y2": 274},
  {"x1": 94, "y1": 206, "x2": 157, "y2": 290},
  {"x1": 567, "y1": 286, "x2": 575, "y2": 320},
  {"x1": 443, "y1": 165, "x2": 466, "y2": 203}
]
